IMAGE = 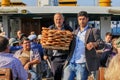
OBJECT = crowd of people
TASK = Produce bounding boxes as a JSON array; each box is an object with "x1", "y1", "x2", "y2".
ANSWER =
[{"x1": 0, "y1": 11, "x2": 120, "y2": 80}]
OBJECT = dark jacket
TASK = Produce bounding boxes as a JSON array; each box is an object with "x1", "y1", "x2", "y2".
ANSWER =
[{"x1": 64, "y1": 26, "x2": 103, "y2": 72}]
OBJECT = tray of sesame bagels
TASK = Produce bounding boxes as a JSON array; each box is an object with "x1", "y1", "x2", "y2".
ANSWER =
[{"x1": 40, "y1": 27, "x2": 73, "y2": 50}]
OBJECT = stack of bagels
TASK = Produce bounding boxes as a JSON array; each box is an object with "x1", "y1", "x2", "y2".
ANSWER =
[{"x1": 41, "y1": 27, "x2": 73, "y2": 50}]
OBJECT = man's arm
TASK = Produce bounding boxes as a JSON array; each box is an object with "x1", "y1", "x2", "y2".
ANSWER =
[
  {"x1": 24, "y1": 59, "x2": 40, "y2": 70},
  {"x1": 92, "y1": 28, "x2": 105, "y2": 50},
  {"x1": 86, "y1": 28, "x2": 104, "y2": 50},
  {"x1": 14, "y1": 58, "x2": 28, "y2": 80},
  {"x1": 24, "y1": 50, "x2": 41, "y2": 70}
]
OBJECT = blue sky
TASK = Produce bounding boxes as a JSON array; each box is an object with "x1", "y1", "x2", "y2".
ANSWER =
[{"x1": 22, "y1": 0, "x2": 120, "y2": 6}]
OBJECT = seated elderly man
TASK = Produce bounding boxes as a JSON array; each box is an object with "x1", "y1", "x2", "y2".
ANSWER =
[
  {"x1": 14, "y1": 37, "x2": 41, "y2": 80},
  {"x1": 0, "y1": 36, "x2": 28, "y2": 80}
]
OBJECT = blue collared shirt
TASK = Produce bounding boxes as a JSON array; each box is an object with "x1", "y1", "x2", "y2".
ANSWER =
[
  {"x1": 30, "y1": 42, "x2": 43, "y2": 57},
  {"x1": 70, "y1": 25, "x2": 89, "y2": 63},
  {"x1": 0, "y1": 53, "x2": 28, "y2": 80}
]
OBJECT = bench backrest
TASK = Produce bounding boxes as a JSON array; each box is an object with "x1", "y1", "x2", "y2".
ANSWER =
[{"x1": 0, "y1": 68, "x2": 13, "y2": 80}]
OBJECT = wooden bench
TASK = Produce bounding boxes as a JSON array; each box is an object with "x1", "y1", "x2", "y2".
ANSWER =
[{"x1": 0, "y1": 68, "x2": 12, "y2": 80}]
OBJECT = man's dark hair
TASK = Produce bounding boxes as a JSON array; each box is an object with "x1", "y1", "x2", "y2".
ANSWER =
[
  {"x1": 78, "y1": 11, "x2": 88, "y2": 18},
  {"x1": 0, "y1": 36, "x2": 8, "y2": 52},
  {"x1": 105, "y1": 32, "x2": 112, "y2": 37},
  {"x1": 20, "y1": 37, "x2": 30, "y2": 44},
  {"x1": 20, "y1": 33, "x2": 27, "y2": 41}
]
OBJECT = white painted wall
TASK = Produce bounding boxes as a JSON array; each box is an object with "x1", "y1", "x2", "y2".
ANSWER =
[
  {"x1": 10, "y1": 18, "x2": 21, "y2": 38},
  {"x1": 38, "y1": 0, "x2": 50, "y2": 6},
  {"x1": 37, "y1": 0, "x2": 58, "y2": 6},
  {"x1": 100, "y1": 16, "x2": 111, "y2": 40},
  {"x1": 2, "y1": 15, "x2": 9, "y2": 38}
]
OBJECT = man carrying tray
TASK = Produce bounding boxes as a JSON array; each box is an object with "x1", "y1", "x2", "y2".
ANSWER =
[{"x1": 43, "y1": 13, "x2": 73, "y2": 80}]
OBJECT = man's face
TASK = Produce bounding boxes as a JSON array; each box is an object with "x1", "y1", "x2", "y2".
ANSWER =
[
  {"x1": 78, "y1": 16, "x2": 88, "y2": 28},
  {"x1": 22, "y1": 40, "x2": 31, "y2": 50},
  {"x1": 54, "y1": 14, "x2": 64, "y2": 28},
  {"x1": 105, "y1": 35, "x2": 112, "y2": 43}
]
